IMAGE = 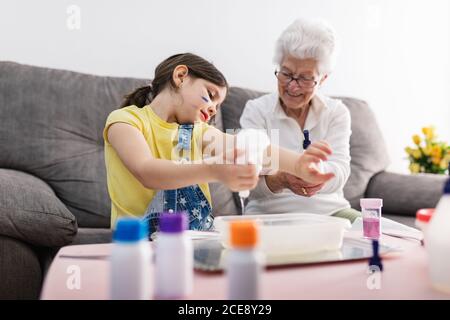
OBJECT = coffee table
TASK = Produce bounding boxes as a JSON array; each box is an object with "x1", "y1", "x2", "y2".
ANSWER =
[{"x1": 40, "y1": 231, "x2": 450, "y2": 300}]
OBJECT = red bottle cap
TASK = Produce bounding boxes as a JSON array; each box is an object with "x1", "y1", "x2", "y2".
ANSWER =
[{"x1": 416, "y1": 208, "x2": 435, "y2": 223}]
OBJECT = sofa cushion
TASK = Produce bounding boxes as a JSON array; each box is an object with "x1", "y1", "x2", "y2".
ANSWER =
[
  {"x1": 210, "y1": 182, "x2": 240, "y2": 216},
  {"x1": 337, "y1": 97, "x2": 390, "y2": 208},
  {"x1": 221, "y1": 87, "x2": 265, "y2": 131},
  {"x1": 0, "y1": 61, "x2": 149, "y2": 227},
  {"x1": 0, "y1": 169, "x2": 77, "y2": 247},
  {"x1": 69, "y1": 227, "x2": 112, "y2": 245},
  {"x1": 366, "y1": 171, "x2": 446, "y2": 217}
]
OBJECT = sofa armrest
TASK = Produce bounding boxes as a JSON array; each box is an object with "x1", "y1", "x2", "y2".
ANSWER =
[{"x1": 365, "y1": 171, "x2": 447, "y2": 217}]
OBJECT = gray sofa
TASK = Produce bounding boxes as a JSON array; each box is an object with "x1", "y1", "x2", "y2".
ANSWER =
[{"x1": 0, "y1": 61, "x2": 446, "y2": 299}]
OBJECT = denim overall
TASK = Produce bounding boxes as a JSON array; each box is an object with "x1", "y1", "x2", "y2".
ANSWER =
[{"x1": 142, "y1": 124, "x2": 214, "y2": 238}]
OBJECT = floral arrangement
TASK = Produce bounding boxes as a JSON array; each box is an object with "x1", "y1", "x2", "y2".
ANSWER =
[{"x1": 405, "y1": 126, "x2": 450, "y2": 174}]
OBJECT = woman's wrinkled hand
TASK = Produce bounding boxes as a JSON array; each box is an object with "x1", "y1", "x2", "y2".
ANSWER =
[{"x1": 294, "y1": 141, "x2": 335, "y2": 185}]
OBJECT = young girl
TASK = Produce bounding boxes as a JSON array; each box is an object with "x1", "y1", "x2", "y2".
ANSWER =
[{"x1": 103, "y1": 53, "x2": 334, "y2": 235}]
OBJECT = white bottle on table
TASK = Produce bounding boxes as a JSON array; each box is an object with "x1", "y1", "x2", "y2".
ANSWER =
[
  {"x1": 226, "y1": 220, "x2": 264, "y2": 300},
  {"x1": 110, "y1": 218, "x2": 153, "y2": 300},
  {"x1": 426, "y1": 178, "x2": 450, "y2": 293},
  {"x1": 154, "y1": 212, "x2": 193, "y2": 299}
]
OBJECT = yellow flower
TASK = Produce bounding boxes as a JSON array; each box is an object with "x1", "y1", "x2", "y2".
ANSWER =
[
  {"x1": 422, "y1": 126, "x2": 435, "y2": 140},
  {"x1": 405, "y1": 147, "x2": 413, "y2": 155},
  {"x1": 412, "y1": 149, "x2": 422, "y2": 159},
  {"x1": 428, "y1": 127, "x2": 436, "y2": 140},
  {"x1": 423, "y1": 145, "x2": 432, "y2": 156},
  {"x1": 406, "y1": 127, "x2": 449, "y2": 173},
  {"x1": 431, "y1": 145, "x2": 442, "y2": 159},
  {"x1": 409, "y1": 163, "x2": 420, "y2": 173},
  {"x1": 445, "y1": 152, "x2": 450, "y2": 162}
]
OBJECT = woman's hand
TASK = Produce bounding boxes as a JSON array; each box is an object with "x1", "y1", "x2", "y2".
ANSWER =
[
  {"x1": 266, "y1": 172, "x2": 325, "y2": 197},
  {"x1": 294, "y1": 141, "x2": 335, "y2": 185},
  {"x1": 283, "y1": 173, "x2": 325, "y2": 197}
]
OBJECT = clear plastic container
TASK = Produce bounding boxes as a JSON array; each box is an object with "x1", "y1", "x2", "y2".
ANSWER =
[
  {"x1": 214, "y1": 213, "x2": 351, "y2": 255},
  {"x1": 360, "y1": 198, "x2": 383, "y2": 240}
]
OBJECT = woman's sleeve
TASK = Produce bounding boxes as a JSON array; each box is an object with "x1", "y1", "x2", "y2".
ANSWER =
[
  {"x1": 319, "y1": 102, "x2": 352, "y2": 194},
  {"x1": 239, "y1": 99, "x2": 266, "y2": 130}
]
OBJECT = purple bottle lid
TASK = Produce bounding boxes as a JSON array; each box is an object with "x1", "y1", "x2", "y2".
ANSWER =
[
  {"x1": 159, "y1": 212, "x2": 188, "y2": 233},
  {"x1": 360, "y1": 198, "x2": 383, "y2": 209}
]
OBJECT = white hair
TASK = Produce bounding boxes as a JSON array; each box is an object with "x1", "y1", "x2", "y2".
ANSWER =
[{"x1": 274, "y1": 18, "x2": 338, "y2": 75}]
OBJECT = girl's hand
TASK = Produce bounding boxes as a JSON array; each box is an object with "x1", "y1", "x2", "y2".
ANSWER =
[
  {"x1": 209, "y1": 148, "x2": 259, "y2": 192},
  {"x1": 294, "y1": 141, "x2": 335, "y2": 185}
]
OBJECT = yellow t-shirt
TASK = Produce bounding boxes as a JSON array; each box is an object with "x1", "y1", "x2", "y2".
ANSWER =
[{"x1": 103, "y1": 105, "x2": 212, "y2": 228}]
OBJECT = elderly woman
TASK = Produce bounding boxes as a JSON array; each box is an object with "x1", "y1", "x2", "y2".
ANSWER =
[{"x1": 240, "y1": 18, "x2": 360, "y2": 222}]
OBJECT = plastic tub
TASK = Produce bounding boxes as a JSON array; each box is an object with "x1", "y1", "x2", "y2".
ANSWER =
[{"x1": 214, "y1": 213, "x2": 351, "y2": 255}]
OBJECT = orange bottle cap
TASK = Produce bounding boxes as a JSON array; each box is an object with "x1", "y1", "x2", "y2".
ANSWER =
[{"x1": 229, "y1": 220, "x2": 259, "y2": 248}]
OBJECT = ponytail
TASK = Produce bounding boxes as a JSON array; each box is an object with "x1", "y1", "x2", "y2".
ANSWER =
[
  {"x1": 121, "y1": 53, "x2": 228, "y2": 109},
  {"x1": 121, "y1": 85, "x2": 153, "y2": 108}
]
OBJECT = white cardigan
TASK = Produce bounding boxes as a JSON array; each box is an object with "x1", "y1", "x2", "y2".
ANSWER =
[{"x1": 240, "y1": 92, "x2": 352, "y2": 215}]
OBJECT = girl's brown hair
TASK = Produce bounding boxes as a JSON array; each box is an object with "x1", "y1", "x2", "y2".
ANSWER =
[{"x1": 121, "y1": 53, "x2": 228, "y2": 108}]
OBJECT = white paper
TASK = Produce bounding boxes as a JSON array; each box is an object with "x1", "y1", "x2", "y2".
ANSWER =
[{"x1": 351, "y1": 217, "x2": 423, "y2": 241}]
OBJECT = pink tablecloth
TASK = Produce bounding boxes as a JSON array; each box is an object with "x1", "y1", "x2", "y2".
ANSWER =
[{"x1": 40, "y1": 231, "x2": 450, "y2": 300}]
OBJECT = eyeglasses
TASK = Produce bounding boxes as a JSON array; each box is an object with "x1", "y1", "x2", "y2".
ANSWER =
[{"x1": 274, "y1": 70, "x2": 318, "y2": 89}]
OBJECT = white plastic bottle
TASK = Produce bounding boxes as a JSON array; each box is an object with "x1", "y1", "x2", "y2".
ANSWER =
[
  {"x1": 110, "y1": 218, "x2": 153, "y2": 300},
  {"x1": 154, "y1": 212, "x2": 193, "y2": 299},
  {"x1": 226, "y1": 220, "x2": 264, "y2": 300},
  {"x1": 236, "y1": 129, "x2": 270, "y2": 213},
  {"x1": 426, "y1": 178, "x2": 450, "y2": 293}
]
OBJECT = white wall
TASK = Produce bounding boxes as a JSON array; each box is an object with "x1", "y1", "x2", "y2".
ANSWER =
[{"x1": 1, "y1": 0, "x2": 449, "y2": 173}]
